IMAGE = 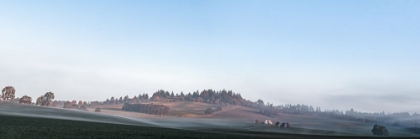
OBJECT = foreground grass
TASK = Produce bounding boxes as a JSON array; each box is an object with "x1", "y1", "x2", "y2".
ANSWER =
[
  {"x1": 0, "y1": 115, "x2": 418, "y2": 139},
  {"x1": 0, "y1": 115, "x2": 275, "y2": 139}
]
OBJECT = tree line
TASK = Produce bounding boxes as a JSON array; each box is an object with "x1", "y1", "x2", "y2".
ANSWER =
[
  {"x1": 122, "y1": 103, "x2": 170, "y2": 115},
  {"x1": 254, "y1": 101, "x2": 420, "y2": 127},
  {"x1": 1, "y1": 86, "x2": 56, "y2": 107},
  {"x1": 149, "y1": 89, "x2": 246, "y2": 105}
]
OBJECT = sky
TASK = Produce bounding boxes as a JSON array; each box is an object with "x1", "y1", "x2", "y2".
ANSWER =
[{"x1": 1, "y1": 0, "x2": 419, "y2": 114}]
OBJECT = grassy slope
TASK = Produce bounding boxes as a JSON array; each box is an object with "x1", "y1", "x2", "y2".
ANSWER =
[
  {"x1": 0, "y1": 116, "x2": 416, "y2": 139},
  {"x1": 2, "y1": 102, "x2": 419, "y2": 138},
  {"x1": 0, "y1": 115, "x2": 261, "y2": 139},
  {"x1": 1, "y1": 115, "x2": 418, "y2": 139}
]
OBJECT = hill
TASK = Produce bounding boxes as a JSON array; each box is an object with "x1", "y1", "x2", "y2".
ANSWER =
[
  {"x1": 2, "y1": 101, "x2": 420, "y2": 138},
  {"x1": 84, "y1": 101, "x2": 418, "y2": 136}
]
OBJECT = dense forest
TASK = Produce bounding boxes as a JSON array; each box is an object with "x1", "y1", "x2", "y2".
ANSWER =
[{"x1": 122, "y1": 103, "x2": 170, "y2": 115}]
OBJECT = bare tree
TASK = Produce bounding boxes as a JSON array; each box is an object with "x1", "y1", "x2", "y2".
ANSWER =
[
  {"x1": 1, "y1": 86, "x2": 16, "y2": 101},
  {"x1": 19, "y1": 95, "x2": 32, "y2": 104}
]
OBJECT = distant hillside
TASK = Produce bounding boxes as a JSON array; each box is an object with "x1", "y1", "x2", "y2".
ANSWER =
[{"x1": 94, "y1": 89, "x2": 420, "y2": 128}]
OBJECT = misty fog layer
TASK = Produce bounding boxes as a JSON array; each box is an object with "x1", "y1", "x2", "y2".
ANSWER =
[{"x1": 2, "y1": 102, "x2": 419, "y2": 137}]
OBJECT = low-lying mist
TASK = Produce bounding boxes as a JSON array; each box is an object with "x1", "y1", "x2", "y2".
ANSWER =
[{"x1": 0, "y1": 102, "x2": 418, "y2": 137}]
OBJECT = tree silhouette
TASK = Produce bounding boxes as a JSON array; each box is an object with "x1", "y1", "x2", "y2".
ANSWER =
[
  {"x1": 145, "y1": 94, "x2": 149, "y2": 100},
  {"x1": 257, "y1": 99, "x2": 264, "y2": 105},
  {"x1": 43, "y1": 92, "x2": 55, "y2": 106},
  {"x1": 205, "y1": 108, "x2": 214, "y2": 115},
  {"x1": 36, "y1": 96, "x2": 43, "y2": 105},
  {"x1": 122, "y1": 103, "x2": 169, "y2": 115},
  {"x1": 110, "y1": 97, "x2": 115, "y2": 105},
  {"x1": 19, "y1": 95, "x2": 32, "y2": 104},
  {"x1": 1, "y1": 86, "x2": 16, "y2": 101},
  {"x1": 35, "y1": 92, "x2": 55, "y2": 106}
]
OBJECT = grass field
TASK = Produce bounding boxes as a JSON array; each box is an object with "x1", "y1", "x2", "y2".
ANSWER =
[{"x1": 2, "y1": 115, "x2": 420, "y2": 139}]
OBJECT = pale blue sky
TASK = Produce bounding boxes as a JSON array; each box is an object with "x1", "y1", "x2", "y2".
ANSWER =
[{"x1": 1, "y1": 0, "x2": 419, "y2": 113}]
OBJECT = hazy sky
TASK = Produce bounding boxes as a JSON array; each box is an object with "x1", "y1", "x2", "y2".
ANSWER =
[{"x1": 1, "y1": 0, "x2": 419, "y2": 113}]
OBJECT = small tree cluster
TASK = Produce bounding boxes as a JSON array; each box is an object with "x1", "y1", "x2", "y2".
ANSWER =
[
  {"x1": 63, "y1": 101, "x2": 88, "y2": 111},
  {"x1": 103, "y1": 95, "x2": 144, "y2": 105},
  {"x1": 204, "y1": 108, "x2": 214, "y2": 115},
  {"x1": 19, "y1": 95, "x2": 32, "y2": 104},
  {"x1": 63, "y1": 101, "x2": 79, "y2": 109},
  {"x1": 36, "y1": 92, "x2": 55, "y2": 106},
  {"x1": 122, "y1": 103, "x2": 170, "y2": 115},
  {"x1": 137, "y1": 93, "x2": 149, "y2": 102},
  {"x1": 204, "y1": 106, "x2": 223, "y2": 115}
]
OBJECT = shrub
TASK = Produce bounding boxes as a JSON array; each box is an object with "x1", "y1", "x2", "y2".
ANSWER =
[
  {"x1": 95, "y1": 108, "x2": 101, "y2": 112},
  {"x1": 204, "y1": 108, "x2": 214, "y2": 115}
]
